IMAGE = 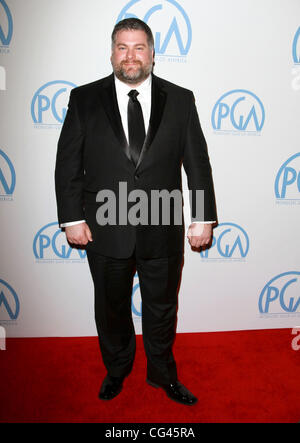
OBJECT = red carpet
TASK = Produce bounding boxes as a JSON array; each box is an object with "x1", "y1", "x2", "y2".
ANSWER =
[{"x1": 0, "y1": 329, "x2": 299, "y2": 423}]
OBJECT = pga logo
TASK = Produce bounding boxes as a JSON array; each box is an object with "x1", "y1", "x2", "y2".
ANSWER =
[
  {"x1": 31, "y1": 80, "x2": 76, "y2": 126},
  {"x1": 259, "y1": 272, "x2": 300, "y2": 315},
  {"x1": 0, "y1": 149, "x2": 16, "y2": 197},
  {"x1": 275, "y1": 153, "x2": 300, "y2": 200},
  {"x1": 132, "y1": 272, "x2": 142, "y2": 318},
  {"x1": 0, "y1": 279, "x2": 20, "y2": 321},
  {"x1": 0, "y1": 0, "x2": 13, "y2": 48},
  {"x1": 211, "y1": 89, "x2": 265, "y2": 133},
  {"x1": 33, "y1": 222, "x2": 86, "y2": 261},
  {"x1": 291, "y1": 28, "x2": 300, "y2": 91},
  {"x1": 292, "y1": 27, "x2": 300, "y2": 65},
  {"x1": 200, "y1": 222, "x2": 249, "y2": 260},
  {"x1": 117, "y1": 0, "x2": 192, "y2": 57}
]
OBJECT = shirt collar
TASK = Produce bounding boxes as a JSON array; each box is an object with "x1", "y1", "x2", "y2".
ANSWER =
[{"x1": 114, "y1": 74, "x2": 152, "y2": 98}]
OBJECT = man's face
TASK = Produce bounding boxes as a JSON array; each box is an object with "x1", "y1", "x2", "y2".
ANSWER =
[{"x1": 111, "y1": 29, "x2": 154, "y2": 86}]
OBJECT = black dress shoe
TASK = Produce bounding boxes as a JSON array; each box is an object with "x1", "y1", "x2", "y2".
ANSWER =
[
  {"x1": 99, "y1": 374, "x2": 124, "y2": 401},
  {"x1": 147, "y1": 379, "x2": 198, "y2": 406}
]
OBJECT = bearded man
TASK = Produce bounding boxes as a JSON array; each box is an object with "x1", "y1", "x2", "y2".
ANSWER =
[{"x1": 55, "y1": 18, "x2": 217, "y2": 406}]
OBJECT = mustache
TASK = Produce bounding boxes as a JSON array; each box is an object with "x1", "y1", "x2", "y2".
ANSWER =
[{"x1": 121, "y1": 60, "x2": 142, "y2": 66}]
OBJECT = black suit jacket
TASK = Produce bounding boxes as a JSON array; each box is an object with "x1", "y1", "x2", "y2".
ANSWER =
[{"x1": 55, "y1": 73, "x2": 217, "y2": 258}]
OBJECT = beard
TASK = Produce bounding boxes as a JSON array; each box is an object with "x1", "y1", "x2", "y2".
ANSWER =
[{"x1": 112, "y1": 59, "x2": 153, "y2": 85}]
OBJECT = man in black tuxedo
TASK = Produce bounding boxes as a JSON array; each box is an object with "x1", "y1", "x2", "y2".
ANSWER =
[{"x1": 55, "y1": 18, "x2": 217, "y2": 406}]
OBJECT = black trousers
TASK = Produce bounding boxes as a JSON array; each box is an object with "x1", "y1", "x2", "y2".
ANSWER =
[{"x1": 87, "y1": 248, "x2": 183, "y2": 385}]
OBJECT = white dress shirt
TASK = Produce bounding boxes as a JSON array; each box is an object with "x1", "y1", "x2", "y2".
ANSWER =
[
  {"x1": 115, "y1": 74, "x2": 151, "y2": 141},
  {"x1": 61, "y1": 75, "x2": 214, "y2": 227}
]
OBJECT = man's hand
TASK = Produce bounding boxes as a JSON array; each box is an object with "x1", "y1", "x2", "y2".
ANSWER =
[
  {"x1": 187, "y1": 223, "x2": 213, "y2": 249},
  {"x1": 65, "y1": 222, "x2": 93, "y2": 246}
]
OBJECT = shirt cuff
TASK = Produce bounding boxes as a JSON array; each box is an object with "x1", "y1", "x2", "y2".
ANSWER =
[
  {"x1": 191, "y1": 221, "x2": 215, "y2": 224},
  {"x1": 60, "y1": 220, "x2": 86, "y2": 228},
  {"x1": 60, "y1": 220, "x2": 215, "y2": 228}
]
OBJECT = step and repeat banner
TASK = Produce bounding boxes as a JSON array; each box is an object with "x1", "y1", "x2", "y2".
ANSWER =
[{"x1": 0, "y1": 0, "x2": 300, "y2": 337}]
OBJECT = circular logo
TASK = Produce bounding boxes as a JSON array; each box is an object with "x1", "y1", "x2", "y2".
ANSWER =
[
  {"x1": 0, "y1": 0, "x2": 13, "y2": 47},
  {"x1": 292, "y1": 27, "x2": 300, "y2": 64},
  {"x1": 31, "y1": 80, "x2": 76, "y2": 126},
  {"x1": 212, "y1": 89, "x2": 265, "y2": 133},
  {"x1": 33, "y1": 222, "x2": 87, "y2": 261},
  {"x1": 117, "y1": 0, "x2": 192, "y2": 57},
  {"x1": 275, "y1": 152, "x2": 300, "y2": 200},
  {"x1": 259, "y1": 272, "x2": 300, "y2": 314},
  {"x1": 0, "y1": 279, "x2": 20, "y2": 321},
  {"x1": 0, "y1": 149, "x2": 16, "y2": 197},
  {"x1": 200, "y1": 222, "x2": 249, "y2": 260}
]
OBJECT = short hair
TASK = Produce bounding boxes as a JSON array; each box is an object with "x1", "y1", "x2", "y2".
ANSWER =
[{"x1": 111, "y1": 18, "x2": 154, "y2": 49}]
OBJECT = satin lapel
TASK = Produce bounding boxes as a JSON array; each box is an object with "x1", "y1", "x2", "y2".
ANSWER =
[
  {"x1": 136, "y1": 75, "x2": 167, "y2": 170},
  {"x1": 98, "y1": 75, "x2": 132, "y2": 163}
]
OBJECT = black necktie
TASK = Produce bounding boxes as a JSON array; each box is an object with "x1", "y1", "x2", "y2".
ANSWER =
[{"x1": 127, "y1": 90, "x2": 146, "y2": 166}]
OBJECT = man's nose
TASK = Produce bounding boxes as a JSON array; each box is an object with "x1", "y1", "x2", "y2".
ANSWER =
[{"x1": 126, "y1": 48, "x2": 135, "y2": 59}]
